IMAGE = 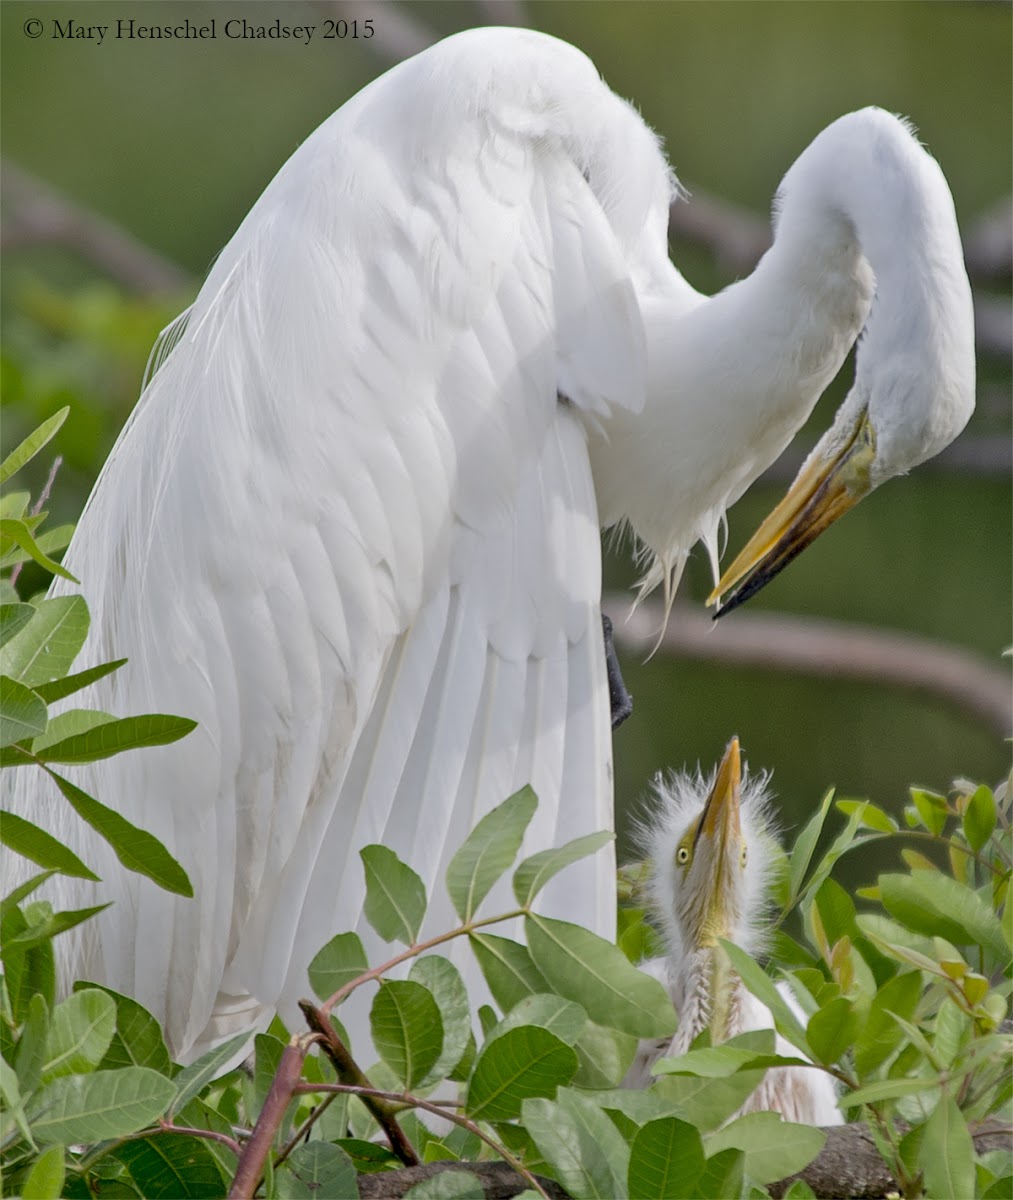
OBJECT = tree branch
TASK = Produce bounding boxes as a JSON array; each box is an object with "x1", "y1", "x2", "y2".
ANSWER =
[
  {"x1": 298, "y1": 1000, "x2": 419, "y2": 1167},
  {"x1": 1, "y1": 160, "x2": 191, "y2": 296},
  {"x1": 604, "y1": 595, "x2": 1011, "y2": 741},
  {"x1": 345, "y1": 1120, "x2": 1010, "y2": 1198},
  {"x1": 333, "y1": 1, "x2": 436, "y2": 61},
  {"x1": 227, "y1": 1035, "x2": 314, "y2": 1200}
]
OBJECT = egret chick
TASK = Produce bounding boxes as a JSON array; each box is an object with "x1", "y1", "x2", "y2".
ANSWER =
[{"x1": 624, "y1": 739, "x2": 841, "y2": 1126}]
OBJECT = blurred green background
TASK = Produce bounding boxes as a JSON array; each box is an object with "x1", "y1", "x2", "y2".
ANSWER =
[{"x1": 2, "y1": 0, "x2": 1010, "y2": 886}]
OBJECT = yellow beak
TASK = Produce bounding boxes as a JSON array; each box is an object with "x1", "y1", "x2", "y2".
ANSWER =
[
  {"x1": 707, "y1": 409, "x2": 876, "y2": 617},
  {"x1": 697, "y1": 736, "x2": 742, "y2": 847},
  {"x1": 694, "y1": 736, "x2": 743, "y2": 947}
]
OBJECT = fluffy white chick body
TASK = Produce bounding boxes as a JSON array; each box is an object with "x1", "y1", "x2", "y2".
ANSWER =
[{"x1": 623, "y1": 739, "x2": 842, "y2": 1127}]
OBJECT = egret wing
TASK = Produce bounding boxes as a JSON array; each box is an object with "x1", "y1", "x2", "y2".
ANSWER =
[{"x1": 5, "y1": 30, "x2": 675, "y2": 1059}]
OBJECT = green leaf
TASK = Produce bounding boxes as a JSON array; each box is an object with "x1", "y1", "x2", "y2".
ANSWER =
[
  {"x1": 170, "y1": 1032, "x2": 252, "y2": 1114},
  {"x1": 41, "y1": 988, "x2": 116, "y2": 1081},
  {"x1": 910, "y1": 788, "x2": 949, "y2": 836},
  {"x1": 921, "y1": 1093, "x2": 975, "y2": 1200},
  {"x1": 0, "y1": 490, "x2": 31, "y2": 519},
  {"x1": 112, "y1": 1133, "x2": 230, "y2": 1197},
  {"x1": 704, "y1": 1111, "x2": 825, "y2": 1185},
  {"x1": 403, "y1": 1171, "x2": 484, "y2": 1199},
  {"x1": 0, "y1": 407, "x2": 69, "y2": 485},
  {"x1": 31, "y1": 658, "x2": 128, "y2": 704},
  {"x1": 0, "y1": 517, "x2": 75, "y2": 579},
  {"x1": 0, "y1": 524, "x2": 74, "y2": 570},
  {"x1": 880, "y1": 872, "x2": 1008, "y2": 960},
  {"x1": 253, "y1": 1032, "x2": 285, "y2": 1117},
  {"x1": 654, "y1": 1043, "x2": 809, "y2": 1079},
  {"x1": 31, "y1": 708, "x2": 116, "y2": 752},
  {"x1": 334, "y1": 1138, "x2": 399, "y2": 1173},
  {"x1": 27, "y1": 1067, "x2": 176, "y2": 1143},
  {"x1": 571, "y1": 1021, "x2": 637, "y2": 1090},
  {"x1": 36, "y1": 712, "x2": 197, "y2": 763},
  {"x1": 45, "y1": 769, "x2": 193, "y2": 896},
  {"x1": 1, "y1": 1055, "x2": 37, "y2": 1149},
  {"x1": 0, "y1": 809, "x2": 99, "y2": 879},
  {"x1": 286, "y1": 1141, "x2": 358, "y2": 1199},
  {"x1": 512, "y1": 831, "x2": 614, "y2": 907},
  {"x1": 0, "y1": 869, "x2": 56, "y2": 917},
  {"x1": 584, "y1": 1086, "x2": 681, "y2": 1134},
  {"x1": 1, "y1": 899, "x2": 57, "y2": 1024},
  {"x1": 494, "y1": 994, "x2": 587, "y2": 1047},
  {"x1": 812, "y1": 877, "x2": 857, "y2": 948},
  {"x1": 3, "y1": 901, "x2": 111, "y2": 953},
  {"x1": 446, "y1": 785, "x2": 537, "y2": 921},
  {"x1": 963, "y1": 785, "x2": 997, "y2": 853},
  {"x1": 1, "y1": 595, "x2": 89, "y2": 686},
  {"x1": 835, "y1": 798, "x2": 897, "y2": 833},
  {"x1": 360, "y1": 844, "x2": 427, "y2": 945},
  {"x1": 526, "y1": 914, "x2": 677, "y2": 1038},
  {"x1": 409, "y1": 956, "x2": 472, "y2": 1087},
  {"x1": 0, "y1": 673, "x2": 47, "y2": 746},
  {"x1": 627, "y1": 1116, "x2": 706, "y2": 1200},
  {"x1": 843, "y1": 1075, "x2": 944, "y2": 1107},
  {"x1": 788, "y1": 788, "x2": 835, "y2": 901},
  {"x1": 73, "y1": 982, "x2": 171, "y2": 1074},
  {"x1": 0, "y1": 602, "x2": 35, "y2": 644},
  {"x1": 719, "y1": 941, "x2": 810, "y2": 1052},
  {"x1": 14, "y1": 992, "x2": 49, "y2": 1095},
  {"x1": 689, "y1": 1148, "x2": 745, "y2": 1200},
  {"x1": 20, "y1": 1143, "x2": 65, "y2": 1200},
  {"x1": 780, "y1": 1180, "x2": 817, "y2": 1200},
  {"x1": 308, "y1": 931, "x2": 369, "y2": 1002},
  {"x1": 523, "y1": 1090, "x2": 629, "y2": 1200},
  {"x1": 466, "y1": 1025, "x2": 578, "y2": 1121},
  {"x1": 853, "y1": 970, "x2": 922, "y2": 1076},
  {"x1": 469, "y1": 933, "x2": 550, "y2": 1013},
  {"x1": 643, "y1": 1070, "x2": 763, "y2": 1132},
  {"x1": 806, "y1": 997, "x2": 860, "y2": 1066},
  {"x1": 370, "y1": 980, "x2": 443, "y2": 1089},
  {"x1": 983, "y1": 1178, "x2": 1013, "y2": 1200}
]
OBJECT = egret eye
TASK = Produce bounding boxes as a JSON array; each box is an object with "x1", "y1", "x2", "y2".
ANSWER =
[
  {"x1": 676, "y1": 846, "x2": 691, "y2": 866},
  {"x1": 741, "y1": 844, "x2": 748, "y2": 869}
]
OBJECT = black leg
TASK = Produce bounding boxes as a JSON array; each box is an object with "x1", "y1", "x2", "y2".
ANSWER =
[{"x1": 602, "y1": 614, "x2": 633, "y2": 730}]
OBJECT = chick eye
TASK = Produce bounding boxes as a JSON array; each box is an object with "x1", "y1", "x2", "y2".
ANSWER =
[
  {"x1": 676, "y1": 846, "x2": 691, "y2": 866},
  {"x1": 740, "y1": 844, "x2": 748, "y2": 869}
]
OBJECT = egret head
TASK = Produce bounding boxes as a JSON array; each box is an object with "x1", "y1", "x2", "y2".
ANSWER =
[
  {"x1": 642, "y1": 737, "x2": 777, "y2": 964},
  {"x1": 708, "y1": 107, "x2": 976, "y2": 617}
]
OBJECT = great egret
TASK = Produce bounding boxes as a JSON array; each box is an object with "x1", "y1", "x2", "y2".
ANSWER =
[
  {"x1": 6, "y1": 27, "x2": 973, "y2": 1062},
  {"x1": 623, "y1": 738, "x2": 842, "y2": 1127}
]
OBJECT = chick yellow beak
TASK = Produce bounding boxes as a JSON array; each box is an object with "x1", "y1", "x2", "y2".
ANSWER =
[
  {"x1": 708, "y1": 409, "x2": 876, "y2": 617},
  {"x1": 697, "y1": 736, "x2": 742, "y2": 849},
  {"x1": 692, "y1": 737, "x2": 743, "y2": 948}
]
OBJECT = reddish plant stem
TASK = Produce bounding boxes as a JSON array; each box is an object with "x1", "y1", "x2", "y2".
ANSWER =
[
  {"x1": 298, "y1": 999, "x2": 418, "y2": 1167},
  {"x1": 321, "y1": 907, "x2": 526, "y2": 1013},
  {"x1": 156, "y1": 1116, "x2": 242, "y2": 1158},
  {"x1": 227, "y1": 1035, "x2": 314, "y2": 1200}
]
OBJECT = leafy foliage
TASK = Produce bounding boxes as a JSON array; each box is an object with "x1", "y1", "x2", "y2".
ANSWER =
[
  {"x1": 2, "y1": 758, "x2": 1009, "y2": 1197},
  {"x1": 2, "y1": 416, "x2": 1009, "y2": 1194}
]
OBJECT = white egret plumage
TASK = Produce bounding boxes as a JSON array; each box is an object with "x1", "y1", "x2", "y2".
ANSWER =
[
  {"x1": 623, "y1": 739, "x2": 842, "y2": 1127},
  {"x1": 6, "y1": 27, "x2": 974, "y2": 1062}
]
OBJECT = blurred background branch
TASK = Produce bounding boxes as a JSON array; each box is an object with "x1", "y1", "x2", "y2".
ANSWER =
[
  {"x1": 606, "y1": 594, "x2": 1011, "y2": 742},
  {"x1": 1, "y1": 160, "x2": 190, "y2": 297}
]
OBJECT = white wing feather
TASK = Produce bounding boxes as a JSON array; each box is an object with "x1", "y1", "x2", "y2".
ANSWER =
[{"x1": 6, "y1": 28, "x2": 677, "y2": 1060}]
